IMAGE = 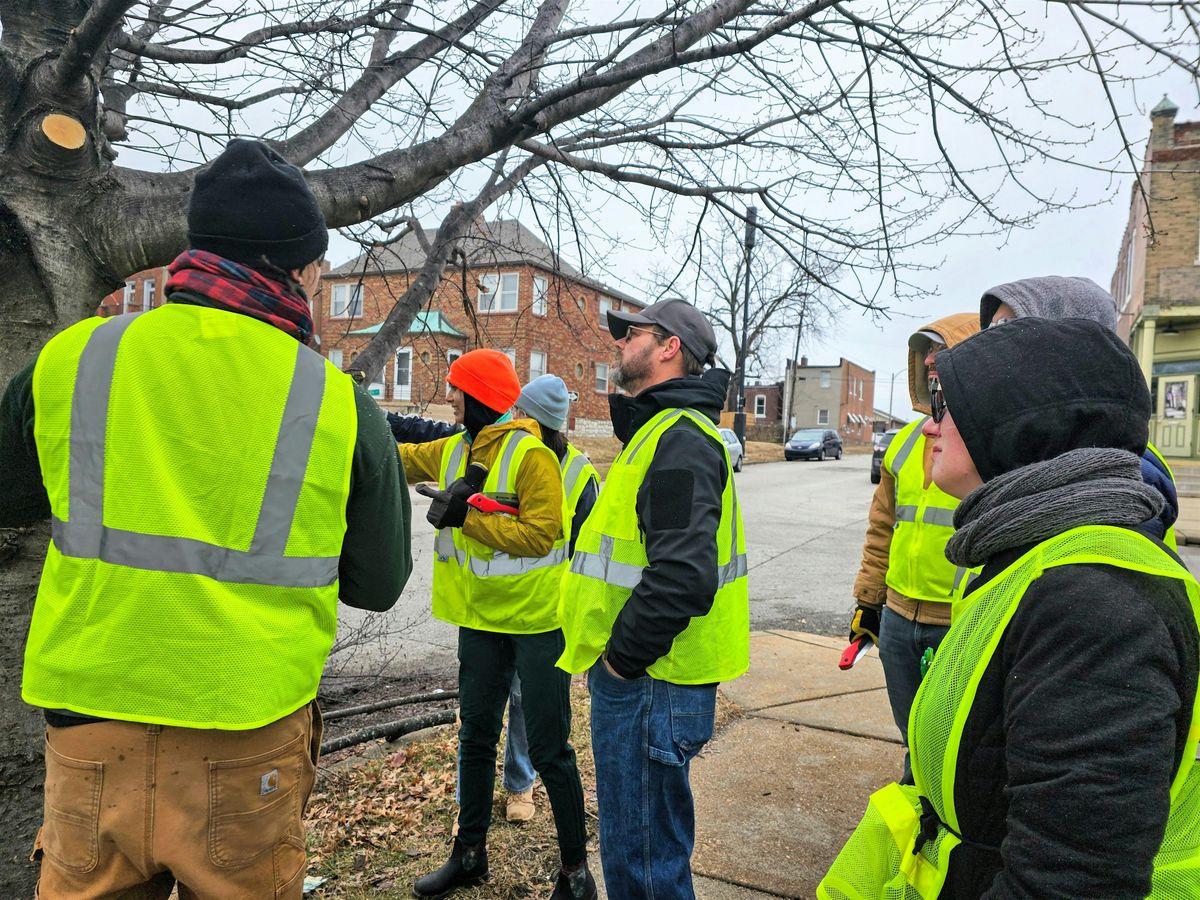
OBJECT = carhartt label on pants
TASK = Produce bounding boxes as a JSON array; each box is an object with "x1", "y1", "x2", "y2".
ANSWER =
[{"x1": 260, "y1": 769, "x2": 279, "y2": 795}]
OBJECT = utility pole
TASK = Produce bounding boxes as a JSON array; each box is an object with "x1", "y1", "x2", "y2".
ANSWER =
[
  {"x1": 734, "y1": 206, "x2": 756, "y2": 449},
  {"x1": 783, "y1": 301, "x2": 805, "y2": 443}
]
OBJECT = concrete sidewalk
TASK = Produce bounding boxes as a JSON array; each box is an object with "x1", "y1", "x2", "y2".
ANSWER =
[{"x1": 596, "y1": 630, "x2": 903, "y2": 899}]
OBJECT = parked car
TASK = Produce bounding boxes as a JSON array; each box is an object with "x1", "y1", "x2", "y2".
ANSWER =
[
  {"x1": 785, "y1": 428, "x2": 842, "y2": 461},
  {"x1": 870, "y1": 429, "x2": 901, "y2": 483},
  {"x1": 719, "y1": 427, "x2": 744, "y2": 472}
]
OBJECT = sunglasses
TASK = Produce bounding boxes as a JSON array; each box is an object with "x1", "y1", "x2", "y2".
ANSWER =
[
  {"x1": 623, "y1": 324, "x2": 666, "y2": 343},
  {"x1": 930, "y1": 377, "x2": 947, "y2": 423}
]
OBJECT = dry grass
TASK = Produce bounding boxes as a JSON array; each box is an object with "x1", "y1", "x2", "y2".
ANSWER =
[{"x1": 305, "y1": 682, "x2": 743, "y2": 897}]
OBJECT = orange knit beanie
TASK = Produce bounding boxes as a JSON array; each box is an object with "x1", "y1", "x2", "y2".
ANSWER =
[{"x1": 447, "y1": 349, "x2": 521, "y2": 413}]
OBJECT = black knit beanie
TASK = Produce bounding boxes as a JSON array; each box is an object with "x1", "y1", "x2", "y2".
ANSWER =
[
  {"x1": 937, "y1": 317, "x2": 1149, "y2": 482},
  {"x1": 187, "y1": 139, "x2": 328, "y2": 272}
]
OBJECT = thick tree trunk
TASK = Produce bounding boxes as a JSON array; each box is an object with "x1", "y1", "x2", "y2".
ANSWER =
[
  {"x1": 0, "y1": 524, "x2": 50, "y2": 892},
  {"x1": 0, "y1": 208, "x2": 120, "y2": 890}
]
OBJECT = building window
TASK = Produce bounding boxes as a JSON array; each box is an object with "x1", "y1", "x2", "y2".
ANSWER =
[
  {"x1": 530, "y1": 350, "x2": 547, "y2": 381},
  {"x1": 533, "y1": 276, "x2": 548, "y2": 316},
  {"x1": 448, "y1": 349, "x2": 463, "y2": 365},
  {"x1": 575, "y1": 363, "x2": 584, "y2": 378},
  {"x1": 395, "y1": 348, "x2": 412, "y2": 401},
  {"x1": 599, "y1": 297, "x2": 613, "y2": 327},
  {"x1": 122, "y1": 281, "x2": 135, "y2": 314},
  {"x1": 331, "y1": 283, "x2": 363, "y2": 318},
  {"x1": 754, "y1": 394, "x2": 766, "y2": 417},
  {"x1": 595, "y1": 362, "x2": 609, "y2": 393},
  {"x1": 479, "y1": 273, "x2": 520, "y2": 312},
  {"x1": 818, "y1": 408, "x2": 829, "y2": 425},
  {"x1": 327, "y1": 349, "x2": 344, "y2": 369},
  {"x1": 143, "y1": 279, "x2": 155, "y2": 310},
  {"x1": 576, "y1": 295, "x2": 586, "y2": 312},
  {"x1": 502, "y1": 348, "x2": 517, "y2": 367},
  {"x1": 420, "y1": 350, "x2": 430, "y2": 366},
  {"x1": 820, "y1": 371, "x2": 831, "y2": 389}
]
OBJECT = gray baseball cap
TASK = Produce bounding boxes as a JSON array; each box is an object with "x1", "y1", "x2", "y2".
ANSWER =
[{"x1": 607, "y1": 298, "x2": 718, "y2": 366}]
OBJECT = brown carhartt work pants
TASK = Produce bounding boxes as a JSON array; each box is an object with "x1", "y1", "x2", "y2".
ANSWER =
[{"x1": 32, "y1": 702, "x2": 322, "y2": 899}]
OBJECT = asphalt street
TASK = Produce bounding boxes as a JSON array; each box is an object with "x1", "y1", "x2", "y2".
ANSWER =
[
  {"x1": 335, "y1": 451, "x2": 1200, "y2": 679},
  {"x1": 334, "y1": 453, "x2": 877, "y2": 678}
]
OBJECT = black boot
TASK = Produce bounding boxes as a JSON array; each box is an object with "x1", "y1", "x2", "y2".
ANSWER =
[
  {"x1": 411, "y1": 837, "x2": 488, "y2": 898},
  {"x1": 549, "y1": 864, "x2": 597, "y2": 900}
]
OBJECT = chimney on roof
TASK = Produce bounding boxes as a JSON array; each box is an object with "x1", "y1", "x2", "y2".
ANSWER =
[
  {"x1": 1151, "y1": 94, "x2": 1179, "y2": 152},
  {"x1": 799, "y1": 355, "x2": 808, "y2": 367}
]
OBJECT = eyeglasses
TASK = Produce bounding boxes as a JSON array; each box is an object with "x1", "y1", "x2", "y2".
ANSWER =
[
  {"x1": 622, "y1": 324, "x2": 666, "y2": 343},
  {"x1": 930, "y1": 377, "x2": 947, "y2": 424}
]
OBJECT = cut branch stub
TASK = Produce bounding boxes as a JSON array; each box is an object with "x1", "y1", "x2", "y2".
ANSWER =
[{"x1": 41, "y1": 114, "x2": 87, "y2": 150}]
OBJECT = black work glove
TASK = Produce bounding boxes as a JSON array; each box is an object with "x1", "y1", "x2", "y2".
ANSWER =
[
  {"x1": 416, "y1": 483, "x2": 470, "y2": 529},
  {"x1": 415, "y1": 464, "x2": 486, "y2": 530},
  {"x1": 849, "y1": 605, "x2": 881, "y2": 644}
]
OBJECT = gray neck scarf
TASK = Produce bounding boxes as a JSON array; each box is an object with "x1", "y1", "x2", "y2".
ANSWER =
[{"x1": 945, "y1": 447, "x2": 1164, "y2": 568}]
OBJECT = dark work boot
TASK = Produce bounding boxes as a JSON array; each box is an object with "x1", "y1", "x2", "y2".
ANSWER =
[
  {"x1": 549, "y1": 864, "x2": 597, "y2": 900},
  {"x1": 411, "y1": 837, "x2": 488, "y2": 898}
]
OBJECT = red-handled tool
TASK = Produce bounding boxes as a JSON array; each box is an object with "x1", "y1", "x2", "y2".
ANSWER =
[
  {"x1": 467, "y1": 493, "x2": 519, "y2": 516},
  {"x1": 838, "y1": 635, "x2": 873, "y2": 670}
]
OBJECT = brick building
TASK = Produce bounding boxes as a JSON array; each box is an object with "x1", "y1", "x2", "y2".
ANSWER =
[
  {"x1": 316, "y1": 218, "x2": 644, "y2": 434},
  {"x1": 98, "y1": 267, "x2": 167, "y2": 317},
  {"x1": 780, "y1": 356, "x2": 876, "y2": 444},
  {"x1": 1111, "y1": 96, "x2": 1200, "y2": 458}
]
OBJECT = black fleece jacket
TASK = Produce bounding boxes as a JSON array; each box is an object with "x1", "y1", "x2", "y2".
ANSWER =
[
  {"x1": 604, "y1": 369, "x2": 731, "y2": 680},
  {"x1": 941, "y1": 528, "x2": 1197, "y2": 900}
]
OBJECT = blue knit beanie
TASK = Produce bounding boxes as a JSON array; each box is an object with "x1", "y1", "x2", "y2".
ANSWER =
[{"x1": 518, "y1": 374, "x2": 570, "y2": 432}]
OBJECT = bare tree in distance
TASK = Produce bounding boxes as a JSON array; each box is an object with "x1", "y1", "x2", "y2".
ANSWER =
[
  {"x1": 2, "y1": 0, "x2": 1200, "y2": 888},
  {"x1": 654, "y1": 220, "x2": 836, "y2": 404}
]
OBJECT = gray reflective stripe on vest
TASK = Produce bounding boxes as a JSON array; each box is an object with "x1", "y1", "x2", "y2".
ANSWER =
[
  {"x1": 496, "y1": 430, "x2": 535, "y2": 491},
  {"x1": 952, "y1": 566, "x2": 978, "y2": 592},
  {"x1": 627, "y1": 410, "x2": 686, "y2": 462},
  {"x1": 570, "y1": 534, "x2": 644, "y2": 590},
  {"x1": 444, "y1": 439, "x2": 466, "y2": 484},
  {"x1": 572, "y1": 469, "x2": 748, "y2": 590},
  {"x1": 471, "y1": 544, "x2": 569, "y2": 577},
  {"x1": 923, "y1": 507, "x2": 956, "y2": 528},
  {"x1": 434, "y1": 438, "x2": 467, "y2": 562},
  {"x1": 895, "y1": 504, "x2": 955, "y2": 528},
  {"x1": 889, "y1": 419, "x2": 927, "y2": 478},
  {"x1": 57, "y1": 314, "x2": 337, "y2": 589},
  {"x1": 561, "y1": 451, "x2": 590, "y2": 498}
]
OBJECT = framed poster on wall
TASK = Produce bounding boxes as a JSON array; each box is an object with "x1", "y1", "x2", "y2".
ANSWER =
[{"x1": 1164, "y1": 380, "x2": 1188, "y2": 418}]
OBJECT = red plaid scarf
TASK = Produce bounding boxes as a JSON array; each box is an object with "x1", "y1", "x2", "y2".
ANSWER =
[{"x1": 165, "y1": 250, "x2": 314, "y2": 344}]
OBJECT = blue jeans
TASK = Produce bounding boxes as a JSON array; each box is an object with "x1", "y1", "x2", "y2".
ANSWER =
[
  {"x1": 877, "y1": 606, "x2": 949, "y2": 783},
  {"x1": 503, "y1": 674, "x2": 537, "y2": 793},
  {"x1": 588, "y1": 661, "x2": 716, "y2": 900}
]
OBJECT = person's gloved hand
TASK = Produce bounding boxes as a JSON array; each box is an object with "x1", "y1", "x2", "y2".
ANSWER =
[
  {"x1": 849, "y1": 605, "x2": 881, "y2": 644},
  {"x1": 416, "y1": 483, "x2": 471, "y2": 529},
  {"x1": 415, "y1": 464, "x2": 487, "y2": 530}
]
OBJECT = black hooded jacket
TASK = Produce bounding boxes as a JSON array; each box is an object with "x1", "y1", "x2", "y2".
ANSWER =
[
  {"x1": 933, "y1": 320, "x2": 1198, "y2": 899},
  {"x1": 604, "y1": 368, "x2": 731, "y2": 680}
]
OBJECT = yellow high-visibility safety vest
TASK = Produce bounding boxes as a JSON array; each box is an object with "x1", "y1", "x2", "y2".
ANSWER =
[
  {"x1": 883, "y1": 417, "x2": 979, "y2": 603},
  {"x1": 559, "y1": 443, "x2": 599, "y2": 547},
  {"x1": 556, "y1": 407, "x2": 749, "y2": 683},
  {"x1": 23, "y1": 306, "x2": 356, "y2": 730},
  {"x1": 818, "y1": 525, "x2": 1200, "y2": 900},
  {"x1": 432, "y1": 430, "x2": 568, "y2": 633}
]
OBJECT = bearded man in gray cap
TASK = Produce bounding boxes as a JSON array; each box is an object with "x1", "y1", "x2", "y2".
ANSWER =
[{"x1": 556, "y1": 298, "x2": 750, "y2": 899}]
